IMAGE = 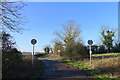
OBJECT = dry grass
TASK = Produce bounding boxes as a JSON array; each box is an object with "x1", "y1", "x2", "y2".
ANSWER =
[
  {"x1": 92, "y1": 53, "x2": 120, "y2": 57},
  {"x1": 3, "y1": 54, "x2": 42, "y2": 78},
  {"x1": 17, "y1": 55, "x2": 42, "y2": 78},
  {"x1": 83, "y1": 56, "x2": 120, "y2": 78}
]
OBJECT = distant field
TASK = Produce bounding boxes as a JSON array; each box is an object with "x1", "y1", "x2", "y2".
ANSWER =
[
  {"x1": 21, "y1": 52, "x2": 44, "y2": 55},
  {"x1": 20, "y1": 54, "x2": 31, "y2": 55},
  {"x1": 21, "y1": 52, "x2": 32, "y2": 55},
  {"x1": 92, "y1": 53, "x2": 120, "y2": 57}
]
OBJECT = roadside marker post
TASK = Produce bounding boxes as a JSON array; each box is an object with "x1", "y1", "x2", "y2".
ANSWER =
[
  {"x1": 89, "y1": 45, "x2": 92, "y2": 69},
  {"x1": 88, "y1": 40, "x2": 93, "y2": 69},
  {"x1": 31, "y1": 39, "x2": 37, "y2": 66}
]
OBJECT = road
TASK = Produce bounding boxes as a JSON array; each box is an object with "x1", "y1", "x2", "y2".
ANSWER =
[{"x1": 38, "y1": 56, "x2": 100, "y2": 80}]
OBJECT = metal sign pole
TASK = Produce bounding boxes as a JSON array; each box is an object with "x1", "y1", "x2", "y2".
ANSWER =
[
  {"x1": 32, "y1": 45, "x2": 35, "y2": 66},
  {"x1": 88, "y1": 40, "x2": 93, "y2": 69},
  {"x1": 89, "y1": 45, "x2": 92, "y2": 69},
  {"x1": 31, "y1": 39, "x2": 37, "y2": 67}
]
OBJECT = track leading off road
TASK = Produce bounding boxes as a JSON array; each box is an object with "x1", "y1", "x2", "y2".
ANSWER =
[{"x1": 38, "y1": 56, "x2": 100, "y2": 80}]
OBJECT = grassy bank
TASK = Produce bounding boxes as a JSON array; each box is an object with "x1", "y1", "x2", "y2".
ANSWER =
[
  {"x1": 60, "y1": 53, "x2": 120, "y2": 80},
  {"x1": 83, "y1": 57, "x2": 120, "y2": 79},
  {"x1": 31, "y1": 60, "x2": 45, "y2": 78},
  {"x1": 3, "y1": 54, "x2": 45, "y2": 78}
]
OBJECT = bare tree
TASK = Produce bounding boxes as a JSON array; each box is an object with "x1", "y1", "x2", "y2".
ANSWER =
[
  {"x1": 0, "y1": 2, "x2": 26, "y2": 33},
  {"x1": 55, "y1": 20, "x2": 81, "y2": 45},
  {"x1": 54, "y1": 21, "x2": 88, "y2": 60}
]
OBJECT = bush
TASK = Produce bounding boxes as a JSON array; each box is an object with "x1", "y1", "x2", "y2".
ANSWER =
[
  {"x1": 54, "y1": 43, "x2": 64, "y2": 56},
  {"x1": 62, "y1": 42, "x2": 89, "y2": 61},
  {"x1": 2, "y1": 49, "x2": 43, "y2": 78},
  {"x1": 112, "y1": 43, "x2": 120, "y2": 53},
  {"x1": 2, "y1": 49, "x2": 23, "y2": 78}
]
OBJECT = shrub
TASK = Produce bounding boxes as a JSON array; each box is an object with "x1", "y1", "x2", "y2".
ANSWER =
[
  {"x1": 54, "y1": 42, "x2": 64, "y2": 56},
  {"x1": 2, "y1": 49, "x2": 23, "y2": 78},
  {"x1": 2, "y1": 49, "x2": 42, "y2": 78},
  {"x1": 63, "y1": 42, "x2": 88, "y2": 61}
]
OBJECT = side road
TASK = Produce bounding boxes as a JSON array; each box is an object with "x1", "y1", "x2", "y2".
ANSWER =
[{"x1": 38, "y1": 57, "x2": 100, "y2": 80}]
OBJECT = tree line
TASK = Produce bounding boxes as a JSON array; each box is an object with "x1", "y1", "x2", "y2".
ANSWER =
[
  {"x1": 42, "y1": 21, "x2": 120, "y2": 61},
  {"x1": 1, "y1": 2, "x2": 26, "y2": 78},
  {"x1": 51, "y1": 21, "x2": 120, "y2": 61},
  {"x1": 1, "y1": 2, "x2": 120, "y2": 66}
]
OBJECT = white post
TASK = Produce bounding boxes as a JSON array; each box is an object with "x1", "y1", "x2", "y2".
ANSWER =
[
  {"x1": 31, "y1": 39, "x2": 37, "y2": 67},
  {"x1": 89, "y1": 45, "x2": 92, "y2": 69},
  {"x1": 32, "y1": 45, "x2": 35, "y2": 66}
]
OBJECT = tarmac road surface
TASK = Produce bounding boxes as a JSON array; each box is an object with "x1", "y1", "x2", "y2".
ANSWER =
[{"x1": 38, "y1": 56, "x2": 100, "y2": 80}]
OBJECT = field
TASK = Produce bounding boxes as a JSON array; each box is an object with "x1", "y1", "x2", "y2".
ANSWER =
[
  {"x1": 91, "y1": 53, "x2": 120, "y2": 78},
  {"x1": 92, "y1": 53, "x2": 120, "y2": 58},
  {"x1": 84, "y1": 56, "x2": 120, "y2": 79}
]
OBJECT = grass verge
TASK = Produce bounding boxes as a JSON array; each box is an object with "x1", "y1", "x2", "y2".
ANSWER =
[
  {"x1": 60, "y1": 58, "x2": 120, "y2": 80},
  {"x1": 3, "y1": 55, "x2": 45, "y2": 78},
  {"x1": 31, "y1": 60, "x2": 45, "y2": 78}
]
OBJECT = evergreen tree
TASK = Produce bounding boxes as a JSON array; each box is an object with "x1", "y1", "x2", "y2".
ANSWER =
[{"x1": 101, "y1": 30, "x2": 115, "y2": 52}]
